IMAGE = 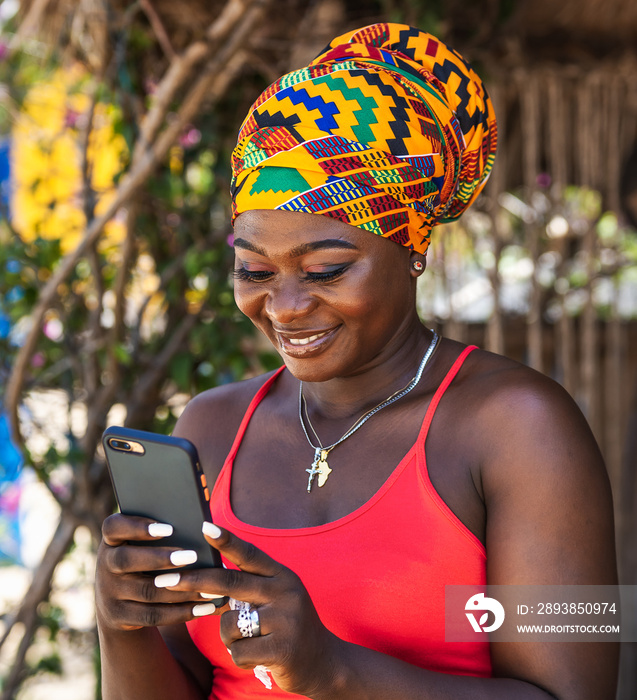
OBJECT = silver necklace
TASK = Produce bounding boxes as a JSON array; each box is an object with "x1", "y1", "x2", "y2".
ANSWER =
[{"x1": 299, "y1": 331, "x2": 439, "y2": 492}]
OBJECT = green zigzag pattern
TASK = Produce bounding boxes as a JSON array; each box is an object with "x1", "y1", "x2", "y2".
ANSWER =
[{"x1": 310, "y1": 74, "x2": 380, "y2": 144}]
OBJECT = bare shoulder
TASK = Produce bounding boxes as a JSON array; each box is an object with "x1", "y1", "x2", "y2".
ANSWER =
[
  {"x1": 433, "y1": 343, "x2": 612, "y2": 531},
  {"x1": 172, "y1": 369, "x2": 282, "y2": 483},
  {"x1": 452, "y1": 346, "x2": 602, "y2": 469},
  {"x1": 460, "y1": 348, "x2": 610, "y2": 511}
]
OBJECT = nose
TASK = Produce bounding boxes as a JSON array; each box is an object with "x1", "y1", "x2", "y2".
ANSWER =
[{"x1": 265, "y1": 277, "x2": 317, "y2": 325}]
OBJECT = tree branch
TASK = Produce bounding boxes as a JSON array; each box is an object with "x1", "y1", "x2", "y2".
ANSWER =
[
  {"x1": 131, "y1": 0, "x2": 254, "y2": 163},
  {"x1": 125, "y1": 310, "x2": 200, "y2": 427},
  {"x1": 139, "y1": 0, "x2": 176, "y2": 61},
  {"x1": 9, "y1": 0, "x2": 51, "y2": 49}
]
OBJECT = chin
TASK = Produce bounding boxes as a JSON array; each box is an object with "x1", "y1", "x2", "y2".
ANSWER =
[
  {"x1": 275, "y1": 351, "x2": 345, "y2": 382},
  {"x1": 279, "y1": 357, "x2": 332, "y2": 383}
]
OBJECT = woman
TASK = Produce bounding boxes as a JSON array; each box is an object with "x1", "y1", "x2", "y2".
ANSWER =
[{"x1": 96, "y1": 23, "x2": 618, "y2": 699}]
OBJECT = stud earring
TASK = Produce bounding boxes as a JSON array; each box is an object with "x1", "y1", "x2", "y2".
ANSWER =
[{"x1": 412, "y1": 260, "x2": 424, "y2": 272}]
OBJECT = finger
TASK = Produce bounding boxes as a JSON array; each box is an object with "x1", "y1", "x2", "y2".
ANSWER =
[
  {"x1": 152, "y1": 572, "x2": 226, "y2": 606},
  {"x1": 110, "y1": 573, "x2": 208, "y2": 605},
  {"x1": 102, "y1": 513, "x2": 174, "y2": 546},
  {"x1": 227, "y1": 636, "x2": 278, "y2": 672},
  {"x1": 201, "y1": 523, "x2": 284, "y2": 577},
  {"x1": 102, "y1": 543, "x2": 198, "y2": 575},
  {"x1": 218, "y1": 605, "x2": 271, "y2": 647},
  {"x1": 163, "y1": 565, "x2": 266, "y2": 606},
  {"x1": 110, "y1": 600, "x2": 219, "y2": 630}
]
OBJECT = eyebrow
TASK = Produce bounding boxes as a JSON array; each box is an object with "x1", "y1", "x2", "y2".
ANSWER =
[{"x1": 233, "y1": 238, "x2": 358, "y2": 257}]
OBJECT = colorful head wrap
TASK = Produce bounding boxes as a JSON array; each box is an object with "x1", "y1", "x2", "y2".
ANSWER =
[{"x1": 231, "y1": 23, "x2": 497, "y2": 254}]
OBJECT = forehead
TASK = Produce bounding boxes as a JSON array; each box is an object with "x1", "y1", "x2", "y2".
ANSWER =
[{"x1": 233, "y1": 209, "x2": 407, "y2": 261}]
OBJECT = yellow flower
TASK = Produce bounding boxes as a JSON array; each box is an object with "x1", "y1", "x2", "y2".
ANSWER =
[{"x1": 12, "y1": 66, "x2": 128, "y2": 253}]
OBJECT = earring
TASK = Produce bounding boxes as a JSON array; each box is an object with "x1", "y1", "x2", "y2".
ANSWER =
[{"x1": 412, "y1": 260, "x2": 424, "y2": 272}]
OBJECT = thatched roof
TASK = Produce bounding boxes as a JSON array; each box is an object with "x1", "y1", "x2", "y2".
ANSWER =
[{"x1": 16, "y1": 0, "x2": 637, "y2": 68}]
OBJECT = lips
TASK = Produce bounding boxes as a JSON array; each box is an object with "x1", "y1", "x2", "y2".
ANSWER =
[{"x1": 274, "y1": 326, "x2": 340, "y2": 357}]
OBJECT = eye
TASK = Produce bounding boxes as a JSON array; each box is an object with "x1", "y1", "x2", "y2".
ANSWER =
[
  {"x1": 233, "y1": 268, "x2": 274, "y2": 282},
  {"x1": 304, "y1": 266, "x2": 348, "y2": 283},
  {"x1": 233, "y1": 264, "x2": 350, "y2": 284}
]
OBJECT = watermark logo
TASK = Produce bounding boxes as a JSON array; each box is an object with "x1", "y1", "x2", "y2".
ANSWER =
[
  {"x1": 447, "y1": 585, "x2": 628, "y2": 642},
  {"x1": 465, "y1": 593, "x2": 506, "y2": 632}
]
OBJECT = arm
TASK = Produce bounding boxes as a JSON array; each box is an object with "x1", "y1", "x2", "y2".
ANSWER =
[
  {"x1": 480, "y1": 372, "x2": 618, "y2": 697},
  {"x1": 182, "y1": 528, "x2": 573, "y2": 700},
  {"x1": 98, "y1": 626, "x2": 207, "y2": 700}
]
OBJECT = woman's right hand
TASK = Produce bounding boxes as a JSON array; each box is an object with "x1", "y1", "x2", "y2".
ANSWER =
[{"x1": 95, "y1": 513, "x2": 216, "y2": 632}]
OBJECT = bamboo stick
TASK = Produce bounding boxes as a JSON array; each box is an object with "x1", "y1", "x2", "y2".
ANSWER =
[{"x1": 580, "y1": 223, "x2": 601, "y2": 437}]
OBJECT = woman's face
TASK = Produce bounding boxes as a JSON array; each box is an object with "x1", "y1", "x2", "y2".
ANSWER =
[{"x1": 233, "y1": 209, "x2": 422, "y2": 382}]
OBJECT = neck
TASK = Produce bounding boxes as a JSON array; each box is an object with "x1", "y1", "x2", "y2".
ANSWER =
[{"x1": 301, "y1": 324, "x2": 437, "y2": 422}]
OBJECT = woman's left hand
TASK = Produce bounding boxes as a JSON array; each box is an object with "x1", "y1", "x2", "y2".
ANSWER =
[{"x1": 164, "y1": 523, "x2": 344, "y2": 698}]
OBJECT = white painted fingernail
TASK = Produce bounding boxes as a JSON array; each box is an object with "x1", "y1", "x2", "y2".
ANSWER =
[
  {"x1": 202, "y1": 522, "x2": 222, "y2": 539},
  {"x1": 170, "y1": 550, "x2": 197, "y2": 566},
  {"x1": 148, "y1": 523, "x2": 173, "y2": 538},
  {"x1": 193, "y1": 603, "x2": 216, "y2": 617},
  {"x1": 200, "y1": 592, "x2": 224, "y2": 600},
  {"x1": 155, "y1": 573, "x2": 181, "y2": 588}
]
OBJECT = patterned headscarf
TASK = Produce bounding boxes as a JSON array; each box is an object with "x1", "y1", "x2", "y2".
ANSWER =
[{"x1": 231, "y1": 23, "x2": 497, "y2": 254}]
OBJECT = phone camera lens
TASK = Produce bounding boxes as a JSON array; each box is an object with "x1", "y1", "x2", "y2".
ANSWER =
[{"x1": 109, "y1": 439, "x2": 132, "y2": 451}]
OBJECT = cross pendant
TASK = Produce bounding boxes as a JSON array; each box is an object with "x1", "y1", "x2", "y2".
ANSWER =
[{"x1": 306, "y1": 448, "x2": 331, "y2": 492}]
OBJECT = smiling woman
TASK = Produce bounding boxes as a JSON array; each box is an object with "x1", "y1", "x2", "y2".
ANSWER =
[{"x1": 95, "y1": 22, "x2": 618, "y2": 700}]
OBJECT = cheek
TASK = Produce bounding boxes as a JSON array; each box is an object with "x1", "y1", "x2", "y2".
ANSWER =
[
  {"x1": 340, "y1": 266, "x2": 407, "y2": 319},
  {"x1": 234, "y1": 286, "x2": 265, "y2": 325},
  {"x1": 328, "y1": 284, "x2": 389, "y2": 334},
  {"x1": 338, "y1": 291, "x2": 378, "y2": 321},
  {"x1": 342, "y1": 273, "x2": 415, "y2": 333}
]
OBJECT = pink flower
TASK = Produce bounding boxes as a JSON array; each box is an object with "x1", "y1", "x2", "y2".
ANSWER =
[
  {"x1": 64, "y1": 109, "x2": 80, "y2": 129},
  {"x1": 31, "y1": 352, "x2": 45, "y2": 367},
  {"x1": 179, "y1": 128, "x2": 201, "y2": 148}
]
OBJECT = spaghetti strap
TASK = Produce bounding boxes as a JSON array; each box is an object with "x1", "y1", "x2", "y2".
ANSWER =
[
  {"x1": 225, "y1": 366, "x2": 286, "y2": 465},
  {"x1": 418, "y1": 345, "x2": 478, "y2": 443}
]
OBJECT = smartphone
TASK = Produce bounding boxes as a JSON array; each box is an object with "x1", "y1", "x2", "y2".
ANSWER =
[{"x1": 102, "y1": 426, "x2": 225, "y2": 605}]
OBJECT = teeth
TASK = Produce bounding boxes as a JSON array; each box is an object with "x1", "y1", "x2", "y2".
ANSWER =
[{"x1": 288, "y1": 331, "x2": 328, "y2": 346}]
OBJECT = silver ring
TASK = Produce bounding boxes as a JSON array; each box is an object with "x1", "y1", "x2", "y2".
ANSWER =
[
  {"x1": 237, "y1": 606, "x2": 261, "y2": 638},
  {"x1": 249, "y1": 608, "x2": 261, "y2": 637}
]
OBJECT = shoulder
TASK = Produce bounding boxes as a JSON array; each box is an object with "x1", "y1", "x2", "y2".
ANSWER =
[
  {"x1": 447, "y1": 344, "x2": 597, "y2": 461},
  {"x1": 436, "y1": 342, "x2": 612, "y2": 529},
  {"x1": 172, "y1": 368, "x2": 283, "y2": 482},
  {"x1": 178, "y1": 369, "x2": 281, "y2": 421}
]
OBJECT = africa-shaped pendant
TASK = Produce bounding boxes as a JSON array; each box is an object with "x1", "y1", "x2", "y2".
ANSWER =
[{"x1": 306, "y1": 448, "x2": 332, "y2": 492}]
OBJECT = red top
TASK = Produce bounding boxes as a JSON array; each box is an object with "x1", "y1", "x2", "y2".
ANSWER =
[{"x1": 187, "y1": 345, "x2": 491, "y2": 699}]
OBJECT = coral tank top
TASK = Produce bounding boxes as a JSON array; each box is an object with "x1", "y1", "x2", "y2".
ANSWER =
[{"x1": 187, "y1": 345, "x2": 491, "y2": 698}]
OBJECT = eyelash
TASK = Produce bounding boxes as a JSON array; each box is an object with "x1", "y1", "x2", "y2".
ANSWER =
[{"x1": 233, "y1": 266, "x2": 348, "y2": 284}]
